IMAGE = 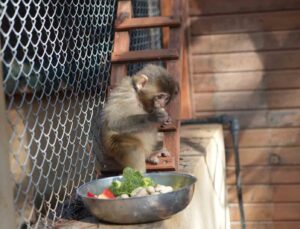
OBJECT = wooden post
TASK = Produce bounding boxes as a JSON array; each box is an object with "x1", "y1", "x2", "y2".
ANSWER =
[
  {"x1": 105, "y1": 0, "x2": 183, "y2": 172},
  {"x1": 180, "y1": 0, "x2": 192, "y2": 119},
  {"x1": 163, "y1": 0, "x2": 184, "y2": 170},
  {"x1": 110, "y1": 0, "x2": 132, "y2": 87},
  {"x1": 0, "y1": 62, "x2": 16, "y2": 228}
]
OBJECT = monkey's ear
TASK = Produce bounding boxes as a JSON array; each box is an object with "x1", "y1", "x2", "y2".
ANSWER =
[{"x1": 132, "y1": 74, "x2": 149, "y2": 91}]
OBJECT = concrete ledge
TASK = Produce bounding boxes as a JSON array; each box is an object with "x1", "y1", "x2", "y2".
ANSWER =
[{"x1": 58, "y1": 124, "x2": 230, "y2": 229}]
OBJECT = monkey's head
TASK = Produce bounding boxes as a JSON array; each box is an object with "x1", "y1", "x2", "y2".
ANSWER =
[{"x1": 131, "y1": 64, "x2": 179, "y2": 113}]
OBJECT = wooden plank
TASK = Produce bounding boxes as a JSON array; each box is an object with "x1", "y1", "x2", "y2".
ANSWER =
[
  {"x1": 230, "y1": 203, "x2": 300, "y2": 221},
  {"x1": 180, "y1": 0, "x2": 192, "y2": 119},
  {"x1": 228, "y1": 185, "x2": 300, "y2": 203},
  {"x1": 163, "y1": 0, "x2": 184, "y2": 170},
  {"x1": 227, "y1": 147, "x2": 300, "y2": 166},
  {"x1": 231, "y1": 221, "x2": 300, "y2": 229},
  {"x1": 230, "y1": 204, "x2": 273, "y2": 221},
  {"x1": 110, "y1": 0, "x2": 131, "y2": 85},
  {"x1": 194, "y1": 90, "x2": 300, "y2": 112},
  {"x1": 114, "y1": 16, "x2": 180, "y2": 31},
  {"x1": 191, "y1": 11, "x2": 300, "y2": 35},
  {"x1": 195, "y1": 109, "x2": 300, "y2": 129},
  {"x1": 189, "y1": 0, "x2": 300, "y2": 16},
  {"x1": 111, "y1": 49, "x2": 179, "y2": 63},
  {"x1": 224, "y1": 128, "x2": 300, "y2": 147},
  {"x1": 158, "y1": 122, "x2": 177, "y2": 132},
  {"x1": 146, "y1": 156, "x2": 176, "y2": 171},
  {"x1": 192, "y1": 50, "x2": 300, "y2": 73},
  {"x1": 191, "y1": 30, "x2": 300, "y2": 54},
  {"x1": 192, "y1": 70, "x2": 300, "y2": 92},
  {"x1": 227, "y1": 166, "x2": 300, "y2": 185},
  {"x1": 160, "y1": 0, "x2": 171, "y2": 48}
]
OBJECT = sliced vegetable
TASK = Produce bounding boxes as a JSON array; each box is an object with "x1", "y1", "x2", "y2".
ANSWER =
[
  {"x1": 87, "y1": 192, "x2": 96, "y2": 198},
  {"x1": 102, "y1": 188, "x2": 116, "y2": 199}
]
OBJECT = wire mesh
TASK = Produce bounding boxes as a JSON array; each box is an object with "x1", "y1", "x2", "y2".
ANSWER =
[
  {"x1": 128, "y1": 0, "x2": 162, "y2": 75},
  {"x1": 0, "y1": 0, "x2": 117, "y2": 228}
]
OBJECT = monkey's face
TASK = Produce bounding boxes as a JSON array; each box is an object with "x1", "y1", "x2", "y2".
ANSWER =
[
  {"x1": 132, "y1": 65, "x2": 179, "y2": 114},
  {"x1": 138, "y1": 84, "x2": 175, "y2": 114},
  {"x1": 154, "y1": 92, "x2": 170, "y2": 109}
]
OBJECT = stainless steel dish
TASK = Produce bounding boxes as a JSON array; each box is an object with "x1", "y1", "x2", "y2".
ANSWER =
[{"x1": 77, "y1": 172, "x2": 197, "y2": 224}]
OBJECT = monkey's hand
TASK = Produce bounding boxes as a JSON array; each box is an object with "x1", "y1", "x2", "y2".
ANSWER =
[{"x1": 150, "y1": 108, "x2": 169, "y2": 123}]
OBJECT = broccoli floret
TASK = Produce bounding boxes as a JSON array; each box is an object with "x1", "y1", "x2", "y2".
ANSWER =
[
  {"x1": 142, "y1": 177, "x2": 154, "y2": 187},
  {"x1": 108, "y1": 167, "x2": 155, "y2": 196}
]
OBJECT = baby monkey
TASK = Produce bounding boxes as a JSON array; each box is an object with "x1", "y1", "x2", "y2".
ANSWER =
[{"x1": 101, "y1": 64, "x2": 179, "y2": 172}]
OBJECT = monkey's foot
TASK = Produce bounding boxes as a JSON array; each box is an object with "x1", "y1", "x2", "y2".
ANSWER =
[
  {"x1": 146, "y1": 148, "x2": 171, "y2": 164},
  {"x1": 158, "y1": 148, "x2": 171, "y2": 157},
  {"x1": 146, "y1": 154, "x2": 160, "y2": 164}
]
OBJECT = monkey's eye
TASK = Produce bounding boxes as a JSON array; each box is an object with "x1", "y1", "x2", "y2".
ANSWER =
[{"x1": 157, "y1": 94, "x2": 164, "y2": 99}]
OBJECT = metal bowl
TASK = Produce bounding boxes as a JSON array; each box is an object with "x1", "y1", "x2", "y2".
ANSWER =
[{"x1": 77, "y1": 172, "x2": 197, "y2": 224}]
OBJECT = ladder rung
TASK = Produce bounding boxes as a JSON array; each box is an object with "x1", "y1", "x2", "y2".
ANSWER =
[
  {"x1": 111, "y1": 49, "x2": 179, "y2": 63},
  {"x1": 100, "y1": 155, "x2": 176, "y2": 173},
  {"x1": 158, "y1": 123, "x2": 177, "y2": 132},
  {"x1": 146, "y1": 156, "x2": 176, "y2": 171},
  {"x1": 115, "y1": 16, "x2": 181, "y2": 31}
]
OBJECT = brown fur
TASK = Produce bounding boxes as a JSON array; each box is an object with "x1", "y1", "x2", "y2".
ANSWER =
[{"x1": 101, "y1": 64, "x2": 179, "y2": 172}]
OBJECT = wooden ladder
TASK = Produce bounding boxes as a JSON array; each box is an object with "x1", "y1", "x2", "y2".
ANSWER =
[{"x1": 103, "y1": 0, "x2": 183, "y2": 172}]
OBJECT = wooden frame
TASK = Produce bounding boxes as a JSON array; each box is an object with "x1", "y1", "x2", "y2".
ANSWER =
[{"x1": 103, "y1": 0, "x2": 184, "y2": 172}]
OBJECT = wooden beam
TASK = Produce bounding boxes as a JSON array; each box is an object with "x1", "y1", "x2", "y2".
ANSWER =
[
  {"x1": 114, "y1": 16, "x2": 180, "y2": 31},
  {"x1": 110, "y1": 0, "x2": 131, "y2": 86},
  {"x1": 146, "y1": 156, "x2": 176, "y2": 171},
  {"x1": 158, "y1": 122, "x2": 177, "y2": 132},
  {"x1": 163, "y1": 0, "x2": 184, "y2": 170},
  {"x1": 111, "y1": 49, "x2": 179, "y2": 63},
  {"x1": 161, "y1": 0, "x2": 171, "y2": 48},
  {"x1": 180, "y1": 0, "x2": 192, "y2": 119}
]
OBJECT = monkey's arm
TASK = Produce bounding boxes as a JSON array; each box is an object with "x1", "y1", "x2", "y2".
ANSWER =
[{"x1": 108, "y1": 114, "x2": 155, "y2": 133}]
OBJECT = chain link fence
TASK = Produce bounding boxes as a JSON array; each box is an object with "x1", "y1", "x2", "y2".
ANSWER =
[
  {"x1": 128, "y1": 0, "x2": 162, "y2": 75},
  {"x1": 0, "y1": 0, "x2": 162, "y2": 227},
  {"x1": 0, "y1": 0, "x2": 117, "y2": 227}
]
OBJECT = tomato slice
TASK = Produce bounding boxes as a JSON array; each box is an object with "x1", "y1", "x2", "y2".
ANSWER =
[
  {"x1": 102, "y1": 188, "x2": 115, "y2": 199},
  {"x1": 87, "y1": 192, "x2": 96, "y2": 198}
]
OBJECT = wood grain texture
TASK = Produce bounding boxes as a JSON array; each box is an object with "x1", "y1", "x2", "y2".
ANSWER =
[
  {"x1": 163, "y1": 0, "x2": 184, "y2": 170},
  {"x1": 191, "y1": 11, "x2": 300, "y2": 35},
  {"x1": 192, "y1": 70, "x2": 300, "y2": 92},
  {"x1": 228, "y1": 185, "x2": 300, "y2": 203},
  {"x1": 189, "y1": 0, "x2": 300, "y2": 16},
  {"x1": 194, "y1": 90, "x2": 300, "y2": 112},
  {"x1": 231, "y1": 221, "x2": 300, "y2": 229},
  {"x1": 195, "y1": 109, "x2": 300, "y2": 129},
  {"x1": 192, "y1": 50, "x2": 300, "y2": 73},
  {"x1": 187, "y1": 0, "x2": 300, "y2": 227},
  {"x1": 230, "y1": 203, "x2": 300, "y2": 221},
  {"x1": 224, "y1": 128, "x2": 300, "y2": 147},
  {"x1": 112, "y1": 49, "x2": 179, "y2": 63},
  {"x1": 227, "y1": 166, "x2": 300, "y2": 184},
  {"x1": 191, "y1": 30, "x2": 300, "y2": 54},
  {"x1": 114, "y1": 16, "x2": 180, "y2": 31},
  {"x1": 227, "y1": 147, "x2": 300, "y2": 166},
  {"x1": 180, "y1": 0, "x2": 192, "y2": 119},
  {"x1": 110, "y1": 0, "x2": 131, "y2": 85}
]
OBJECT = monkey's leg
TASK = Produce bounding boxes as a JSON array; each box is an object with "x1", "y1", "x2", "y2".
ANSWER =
[{"x1": 111, "y1": 134, "x2": 147, "y2": 172}]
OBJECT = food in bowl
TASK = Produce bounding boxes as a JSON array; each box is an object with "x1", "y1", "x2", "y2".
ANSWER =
[{"x1": 86, "y1": 167, "x2": 174, "y2": 199}]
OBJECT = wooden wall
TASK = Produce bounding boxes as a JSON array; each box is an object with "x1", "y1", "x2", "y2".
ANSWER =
[{"x1": 187, "y1": 0, "x2": 300, "y2": 228}]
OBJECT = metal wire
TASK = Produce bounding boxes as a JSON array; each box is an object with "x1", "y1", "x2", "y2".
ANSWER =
[
  {"x1": 0, "y1": 0, "x2": 117, "y2": 228},
  {"x1": 128, "y1": 0, "x2": 162, "y2": 76}
]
